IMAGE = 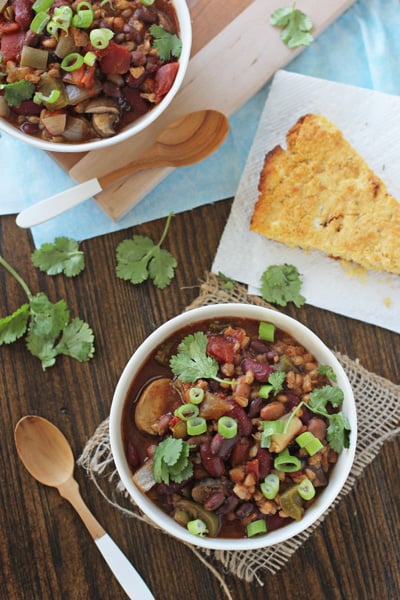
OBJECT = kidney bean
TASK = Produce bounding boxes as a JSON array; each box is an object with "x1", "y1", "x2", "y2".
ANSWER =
[
  {"x1": 250, "y1": 339, "x2": 270, "y2": 354},
  {"x1": 260, "y1": 400, "x2": 285, "y2": 421},
  {"x1": 235, "y1": 502, "x2": 254, "y2": 519},
  {"x1": 308, "y1": 417, "x2": 327, "y2": 441},
  {"x1": 218, "y1": 494, "x2": 239, "y2": 515},
  {"x1": 200, "y1": 441, "x2": 225, "y2": 477},
  {"x1": 210, "y1": 433, "x2": 238, "y2": 459},
  {"x1": 241, "y1": 358, "x2": 273, "y2": 382},
  {"x1": 256, "y1": 448, "x2": 272, "y2": 480},
  {"x1": 265, "y1": 513, "x2": 289, "y2": 531},
  {"x1": 285, "y1": 392, "x2": 302, "y2": 410},
  {"x1": 21, "y1": 121, "x2": 40, "y2": 136},
  {"x1": 204, "y1": 492, "x2": 226, "y2": 511},
  {"x1": 126, "y1": 441, "x2": 140, "y2": 469},
  {"x1": 229, "y1": 405, "x2": 252, "y2": 437},
  {"x1": 230, "y1": 437, "x2": 250, "y2": 466},
  {"x1": 247, "y1": 396, "x2": 263, "y2": 418}
]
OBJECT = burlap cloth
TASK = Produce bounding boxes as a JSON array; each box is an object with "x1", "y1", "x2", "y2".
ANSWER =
[{"x1": 78, "y1": 273, "x2": 400, "y2": 599}]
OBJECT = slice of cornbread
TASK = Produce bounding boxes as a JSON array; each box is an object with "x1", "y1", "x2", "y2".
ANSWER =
[{"x1": 250, "y1": 113, "x2": 400, "y2": 275}]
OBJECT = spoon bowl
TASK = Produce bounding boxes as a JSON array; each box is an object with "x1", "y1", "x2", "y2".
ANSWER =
[
  {"x1": 14, "y1": 415, "x2": 155, "y2": 600},
  {"x1": 16, "y1": 109, "x2": 230, "y2": 229}
]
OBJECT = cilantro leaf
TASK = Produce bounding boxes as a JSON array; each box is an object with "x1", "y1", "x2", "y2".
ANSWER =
[
  {"x1": 149, "y1": 24, "x2": 182, "y2": 60},
  {"x1": 0, "y1": 254, "x2": 95, "y2": 369},
  {"x1": 116, "y1": 213, "x2": 177, "y2": 289},
  {"x1": 152, "y1": 437, "x2": 193, "y2": 484},
  {"x1": 317, "y1": 364, "x2": 337, "y2": 382},
  {"x1": 270, "y1": 4, "x2": 314, "y2": 48},
  {"x1": 217, "y1": 272, "x2": 236, "y2": 291},
  {"x1": 326, "y1": 413, "x2": 351, "y2": 452},
  {"x1": 0, "y1": 304, "x2": 30, "y2": 344},
  {"x1": 309, "y1": 385, "x2": 344, "y2": 413},
  {"x1": 32, "y1": 237, "x2": 85, "y2": 277},
  {"x1": 56, "y1": 317, "x2": 95, "y2": 362},
  {"x1": 170, "y1": 332, "x2": 219, "y2": 382},
  {"x1": 28, "y1": 293, "x2": 69, "y2": 339},
  {"x1": 268, "y1": 371, "x2": 286, "y2": 394},
  {"x1": 0, "y1": 80, "x2": 35, "y2": 106},
  {"x1": 148, "y1": 248, "x2": 177, "y2": 289},
  {"x1": 260, "y1": 263, "x2": 305, "y2": 307}
]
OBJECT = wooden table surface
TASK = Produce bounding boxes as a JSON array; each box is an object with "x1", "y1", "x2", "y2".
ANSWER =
[{"x1": 0, "y1": 200, "x2": 399, "y2": 600}]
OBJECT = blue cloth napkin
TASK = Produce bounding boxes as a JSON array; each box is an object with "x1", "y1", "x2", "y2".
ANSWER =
[{"x1": 1, "y1": 0, "x2": 399, "y2": 247}]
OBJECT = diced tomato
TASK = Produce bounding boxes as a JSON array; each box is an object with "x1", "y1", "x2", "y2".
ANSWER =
[
  {"x1": 0, "y1": 31, "x2": 25, "y2": 62},
  {"x1": 62, "y1": 64, "x2": 96, "y2": 88},
  {"x1": 99, "y1": 42, "x2": 131, "y2": 75},
  {"x1": 206, "y1": 335, "x2": 235, "y2": 364},
  {"x1": 154, "y1": 62, "x2": 179, "y2": 102},
  {"x1": 246, "y1": 458, "x2": 260, "y2": 481}
]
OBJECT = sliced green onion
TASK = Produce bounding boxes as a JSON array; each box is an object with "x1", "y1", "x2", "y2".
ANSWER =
[
  {"x1": 274, "y1": 448, "x2": 302, "y2": 473},
  {"x1": 72, "y1": 2, "x2": 94, "y2": 28},
  {"x1": 260, "y1": 473, "x2": 280, "y2": 499},
  {"x1": 217, "y1": 416, "x2": 238, "y2": 439},
  {"x1": 258, "y1": 321, "x2": 275, "y2": 342},
  {"x1": 261, "y1": 420, "x2": 285, "y2": 448},
  {"x1": 186, "y1": 416, "x2": 207, "y2": 436},
  {"x1": 174, "y1": 403, "x2": 199, "y2": 421},
  {"x1": 83, "y1": 51, "x2": 97, "y2": 66},
  {"x1": 141, "y1": 0, "x2": 155, "y2": 5},
  {"x1": 295, "y1": 431, "x2": 324, "y2": 456},
  {"x1": 90, "y1": 27, "x2": 114, "y2": 49},
  {"x1": 187, "y1": 519, "x2": 208, "y2": 537},
  {"x1": 246, "y1": 519, "x2": 267, "y2": 537},
  {"x1": 61, "y1": 52, "x2": 84, "y2": 72},
  {"x1": 189, "y1": 387, "x2": 204, "y2": 404},
  {"x1": 30, "y1": 12, "x2": 50, "y2": 34},
  {"x1": 298, "y1": 478, "x2": 316, "y2": 501},
  {"x1": 46, "y1": 20, "x2": 59, "y2": 37},
  {"x1": 258, "y1": 384, "x2": 273, "y2": 399},
  {"x1": 33, "y1": 88, "x2": 60, "y2": 105},
  {"x1": 32, "y1": 0, "x2": 54, "y2": 12},
  {"x1": 53, "y1": 6, "x2": 72, "y2": 31}
]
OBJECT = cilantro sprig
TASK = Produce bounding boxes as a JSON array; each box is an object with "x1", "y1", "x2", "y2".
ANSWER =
[
  {"x1": 286, "y1": 385, "x2": 351, "y2": 452},
  {"x1": 260, "y1": 263, "x2": 305, "y2": 307},
  {"x1": 170, "y1": 331, "x2": 236, "y2": 386},
  {"x1": 0, "y1": 80, "x2": 35, "y2": 106},
  {"x1": 0, "y1": 254, "x2": 94, "y2": 369},
  {"x1": 149, "y1": 24, "x2": 182, "y2": 61},
  {"x1": 116, "y1": 212, "x2": 177, "y2": 289},
  {"x1": 32, "y1": 237, "x2": 85, "y2": 277},
  {"x1": 152, "y1": 437, "x2": 193, "y2": 484},
  {"x1": 270, "y1": 3, "x2": 314, "y2": 48}
]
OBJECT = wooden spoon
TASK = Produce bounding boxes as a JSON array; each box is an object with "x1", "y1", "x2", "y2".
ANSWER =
[
  {"x1": 14, "y1": 415, "x2": 155, "y2": 600},
  {"x1": 16, "y1": 109, "x2": 230, "y2": 228}
]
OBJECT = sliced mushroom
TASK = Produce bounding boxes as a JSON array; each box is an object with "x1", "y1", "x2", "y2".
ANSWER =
[
  {"x1": 84, "y1": 97, "x2": 121, "y2": 114},
  {"x1": 62, "y1": 116, "x2": 93, "y2": 141},
  {"x1": 134, "y1": 377, "x2": 182, "y2": 435},
  {"x1": 91, "y1": 112, "x2": 120, "y2": 137}
]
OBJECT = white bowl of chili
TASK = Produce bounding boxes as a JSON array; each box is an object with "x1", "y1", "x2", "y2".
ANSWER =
[
  {"x1": 0, "y1": 0, "x2": 191, "y2": 152},
  {"x1": 110, "y1": 304, "x2": 357, "y2": 550}
]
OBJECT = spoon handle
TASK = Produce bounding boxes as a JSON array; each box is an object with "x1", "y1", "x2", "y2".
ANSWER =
[
  {"x1": 16, "y1": 178, "x2": 103, "y2": 229},
  {"x1": 96, "y1": 533, "x2": 155, "y2": 600},
  {"x1": 58, "y1": 478, "x2": 155, "y2": 600}
]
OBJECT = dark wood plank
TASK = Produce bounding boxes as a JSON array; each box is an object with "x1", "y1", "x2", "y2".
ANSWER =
[{"x1": 0, "y1": 201, "x2": 399, "y2": 600}]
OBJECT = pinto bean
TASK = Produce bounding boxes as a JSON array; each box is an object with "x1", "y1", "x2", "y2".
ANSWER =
[
  {"x1": 260, "y1": 401, "x2": 285, "y2": 421},
  {"x1": 308, "y1": 417, "x2": 327, "y2": 441}
]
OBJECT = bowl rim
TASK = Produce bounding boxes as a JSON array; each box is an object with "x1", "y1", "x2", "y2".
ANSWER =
[
  {"x1": 110, "y1": 303, "x2": 357, "y2": 550},
  {"x1": 0, "y1": 0, "x2": 192, "y2": 153}
]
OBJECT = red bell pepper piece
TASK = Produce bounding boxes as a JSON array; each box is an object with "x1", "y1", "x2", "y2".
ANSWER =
[
  {"x1": 99, "y1": 42, "x2": 131, "y2": 75},
  {"x1": 0, "y1": 30, "x2": 25, "y2": 61}
]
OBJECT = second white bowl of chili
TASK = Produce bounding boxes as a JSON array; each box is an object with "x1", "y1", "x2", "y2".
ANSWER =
[{"x1": 0, "y1": 0, "x2": 192, "y2": 152}]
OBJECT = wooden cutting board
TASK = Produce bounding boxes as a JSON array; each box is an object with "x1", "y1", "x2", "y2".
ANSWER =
[{"x1": 50, "y1": 0, "x2": 355, "y2": 221}]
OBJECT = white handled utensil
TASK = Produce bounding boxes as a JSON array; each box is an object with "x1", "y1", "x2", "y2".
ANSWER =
[
  {"x1": 16, "y1": 109, "x2": 229, "y2": 228},
  {"x1": 14, "y1": 415, "x2": 155, "y2": 600}
]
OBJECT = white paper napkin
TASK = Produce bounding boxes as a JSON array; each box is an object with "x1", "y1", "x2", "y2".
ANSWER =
[{"x1": 212, "y1": 70, "x2": 400, "y2": 334}]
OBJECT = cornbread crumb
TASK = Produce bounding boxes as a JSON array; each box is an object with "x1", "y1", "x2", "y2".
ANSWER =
[{"x1": 250, "y1": 114, "x2": 400, "y2": 275}]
